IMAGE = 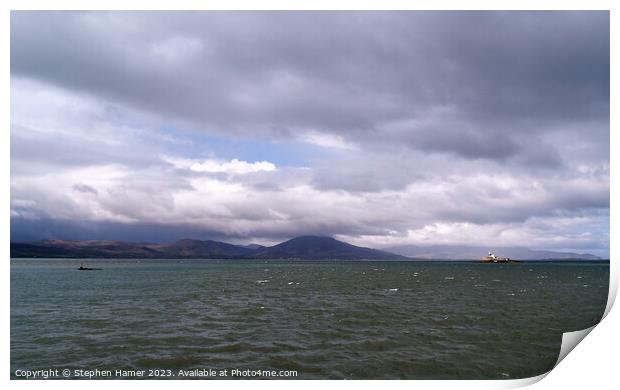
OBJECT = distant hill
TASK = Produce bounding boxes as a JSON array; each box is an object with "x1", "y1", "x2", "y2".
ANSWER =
[
  {"x1": 383, "y1": 244, "x2": 601, "y2": 260},
  {"x1": 10, "y1": 236, "x2": 405, "y2": 260},
  {"x1": 11, "y1": 240, "x2": 162, "y2": 258},
  {"x1": 159, "y1": 239, "x2": 255, "y2": 258},
  {"x1": 252, "y1": 236, "x2": 407, "y2": 260}
]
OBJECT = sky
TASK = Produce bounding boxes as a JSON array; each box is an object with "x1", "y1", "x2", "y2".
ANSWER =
[{"x1": 10, "y1": 11, "x2": 610, "y2": 257}]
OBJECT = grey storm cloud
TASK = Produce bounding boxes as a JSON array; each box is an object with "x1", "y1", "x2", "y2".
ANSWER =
[
  {"x1": 9, "y1": 11, "x2": 610, "y2": 256},
  {"x1": 11, "y1": 12, "x2": 609, "y2": 149},
  {"x1": 72, "y1": 183, "x2": 98, "y2": 195}
]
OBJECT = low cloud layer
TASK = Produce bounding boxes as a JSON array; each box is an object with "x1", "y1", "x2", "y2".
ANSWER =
[{"x1": 10, "y1": 11, "x2": 610, "y2": 257}]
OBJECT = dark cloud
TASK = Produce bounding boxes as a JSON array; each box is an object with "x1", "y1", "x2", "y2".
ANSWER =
[
  {"x1": 72, "y1": 184, "x2": 98, "y2": 195},
  {"x1": 11, "y1": 12, "x2": 609, "y2": 146},
  {"x1": 412, "y1": 128, "x2": 520, "y2": 161},
  {"x1": 10, "y1": 217, "x2": 238, "y2": 244}
]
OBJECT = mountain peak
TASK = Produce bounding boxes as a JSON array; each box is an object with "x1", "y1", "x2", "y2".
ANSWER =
[
  {"x1": 284, "y1": 235, "x2": 338, "y2": 243},
  {"x1": 252, "y1": 235, "x2": 405, "y2": 260}
]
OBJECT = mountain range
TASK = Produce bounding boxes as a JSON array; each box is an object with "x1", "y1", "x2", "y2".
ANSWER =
[
  {"x1": 383, "y1": 244, "x2": 602, "y2": 260},
  {"x1": 10, "y1": 236, "x2": 406, "y2": 260},
  {"x1": 9, "y1": 236, "x2": 601, "y2": 260}
]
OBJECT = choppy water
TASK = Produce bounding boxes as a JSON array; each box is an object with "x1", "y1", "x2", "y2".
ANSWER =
[{"x1": 11, "y1": 259, "x2": 608, "y2": 379}]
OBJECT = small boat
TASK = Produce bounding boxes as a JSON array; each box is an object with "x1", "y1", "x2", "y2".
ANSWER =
[{"x1": 78, "y1": 263, "x2": 102, "y2": 270}]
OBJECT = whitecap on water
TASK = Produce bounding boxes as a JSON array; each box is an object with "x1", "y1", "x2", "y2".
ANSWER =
[
  {"x1": 287, "y1": 282, "x2": 294, "y2": 285},
  {"x1": 256, "y1": 280, "x2": 270, "y2": 284},
  {"x1": 388, "y1": 288, "x2": 399, "y2": 292}
]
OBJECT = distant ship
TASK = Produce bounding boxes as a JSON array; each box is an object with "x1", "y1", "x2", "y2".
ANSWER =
[{"x1": 481, "y1": 251, "x2": 518, "y2": 263}]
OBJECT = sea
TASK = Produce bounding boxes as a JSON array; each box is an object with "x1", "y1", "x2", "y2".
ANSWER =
[{"x1": 10, "y1": 259, "x2": 609, "y2": 380}]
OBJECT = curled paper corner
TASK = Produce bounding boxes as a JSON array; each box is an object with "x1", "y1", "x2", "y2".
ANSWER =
[
  {"x1": 512, "y1": 284, "x2": 615, "y2": 388},
  {"x1": 555, "y1": 325, "x2": 596, "y2": 367},
  {"x1": 498, "y1": 326, "x2": 598, "y2": 388}
]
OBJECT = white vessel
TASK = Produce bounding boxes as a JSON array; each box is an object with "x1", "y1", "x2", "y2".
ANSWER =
[{"x1": 481, "y1": 251, "x2": 512, "y2": 263}]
